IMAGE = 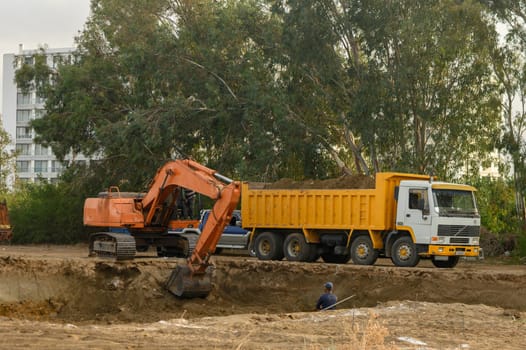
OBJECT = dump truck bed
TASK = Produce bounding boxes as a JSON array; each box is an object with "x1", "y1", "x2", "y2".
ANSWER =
[{"x1": 241, "y1": 172, "x2": 431, "y2": 231}]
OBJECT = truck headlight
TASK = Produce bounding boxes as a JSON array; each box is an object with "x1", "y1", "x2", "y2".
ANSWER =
[
  {"x1": 472, "y1": 237, "x2": 479, "y2": 245},
  {"x1": 431, "y1": 236, "x2": 446, "y2": 244}
]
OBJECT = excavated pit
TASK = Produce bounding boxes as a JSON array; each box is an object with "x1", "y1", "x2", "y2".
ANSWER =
[{"x1": 0, "y1": 254, "x2": 525, "y2": 325}]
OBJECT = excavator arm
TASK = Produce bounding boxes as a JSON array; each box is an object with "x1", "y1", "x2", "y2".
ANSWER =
[{"x1": 141, "y1": 159, "x2": 241, "y2": 298}]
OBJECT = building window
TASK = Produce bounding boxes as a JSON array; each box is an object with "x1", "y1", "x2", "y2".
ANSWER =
[
  {"x1": 16, "y1": 109, "x2": 31, "y2": 122},
  {"x1": 16, "y1": 127, "x2": 32, "y2": 139},
  {"x1": 51, "y1": 160, "x2": 63, "y2": 173},
  {"x1": 16, "y1": 144, "x2": 31, "y2": 155},
  {"x1": 16, "y1": 161, "x2": 30, "y2": 173},
  {"x1": 34, "y1": 160, "x2": 48, "y2": 173},
  {"x1": 35, "y1": 144, "x2": 49, "y2": 156},
  {"x1": 24, "y1": 56, "x2": 34, "y2": 65},
  {"x1": 17, "y1": 93, "x2": 31, "y2": 105}
]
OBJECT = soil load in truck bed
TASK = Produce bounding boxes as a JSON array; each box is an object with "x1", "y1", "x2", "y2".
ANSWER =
[{"x1": 263, "y1": 174, "x2": 375, "y2": 189}]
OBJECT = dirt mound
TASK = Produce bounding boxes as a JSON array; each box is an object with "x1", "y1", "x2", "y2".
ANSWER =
[{"x1": 264, "y1": 174, "x2": 375, "y2": 189}]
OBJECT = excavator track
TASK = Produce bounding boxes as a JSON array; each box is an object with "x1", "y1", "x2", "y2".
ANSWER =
[{"x1": 89, "y1": 232, "x2": 136, "y2": 260}]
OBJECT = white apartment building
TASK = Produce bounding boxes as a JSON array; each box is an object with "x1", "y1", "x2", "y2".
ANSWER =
[{"x1": 2, "y1": 45, "x2": 90, "y2": 184}]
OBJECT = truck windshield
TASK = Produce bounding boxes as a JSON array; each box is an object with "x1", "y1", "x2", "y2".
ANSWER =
[{"x1": 432, "y1": 189, "x2": 479, "y2": 217}]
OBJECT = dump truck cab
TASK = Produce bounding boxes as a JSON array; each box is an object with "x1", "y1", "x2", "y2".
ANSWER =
[{"x1": 392, "y1": 179, "x2": 480, "y2": 267}]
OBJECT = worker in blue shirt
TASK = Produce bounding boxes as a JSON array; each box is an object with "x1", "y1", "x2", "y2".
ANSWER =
[{"x1": 316, "y1": 282, "x2": 337, "y2": 310}]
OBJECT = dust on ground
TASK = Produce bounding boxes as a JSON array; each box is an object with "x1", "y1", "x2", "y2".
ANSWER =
[{"x1": 0, "y1": 244, "x2": 525, "y2": 349}]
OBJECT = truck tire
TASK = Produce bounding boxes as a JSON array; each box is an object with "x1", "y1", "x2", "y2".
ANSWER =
[
  {"x1": 431, "y1": 256, "x2": 460, "y2": 268},
  {"x1": 350, "y1": 235, "x2": 378, "y2": 265},
  {"x1": 321, "y1": 253, "x2": 351, "y2": 264},
  {"x1": 254, "y1": 232, "x2": 284, "y2": 260},
  {"x1": 391, "y1": 236, "x2": 420, "y2": 267},
  {"x1": 283, "y1": 233, "x2": 316, "y2": 262}
]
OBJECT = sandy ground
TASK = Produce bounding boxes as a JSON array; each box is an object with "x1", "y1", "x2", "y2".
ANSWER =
[{"x1": 0, "y1": 244, "x2": 525, "y2": 349}]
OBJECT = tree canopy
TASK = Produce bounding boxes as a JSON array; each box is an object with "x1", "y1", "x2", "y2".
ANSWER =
[
  {"x1": 0, "y1": 120, "x2": 14, "y2": 193},
  {"x1": 13, "y1": 0, "x2": 508, "y2": 187}
]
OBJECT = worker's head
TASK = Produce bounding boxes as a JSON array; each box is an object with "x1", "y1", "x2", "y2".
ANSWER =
[{"x1": 324, "y1": 282, "x2": 333, "y2": 291}]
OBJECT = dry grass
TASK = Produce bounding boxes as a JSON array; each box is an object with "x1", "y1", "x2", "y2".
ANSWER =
[{"x1": 310, "y1": 312, "x2": 398, "y2": 350}]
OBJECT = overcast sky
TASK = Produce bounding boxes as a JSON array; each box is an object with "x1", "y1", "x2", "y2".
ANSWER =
[{"x1": 0, "y1": 0, "x2": 91, "y2": 110}]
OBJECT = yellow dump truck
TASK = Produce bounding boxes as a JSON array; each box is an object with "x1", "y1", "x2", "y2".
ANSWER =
[{"x1": 241, "y1": 172, "x2": 480, "y2": 268}]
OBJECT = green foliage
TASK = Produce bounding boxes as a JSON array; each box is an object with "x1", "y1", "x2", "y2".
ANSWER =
[
  {"x1": 16, "y1": 0, "x2": 504, "y2": 186},
  {"x1": 516, "y1": 234, "x2": 526, "y2": 258},
  {"x1": 14, "y1": 50, "x2": 53, "y2": 96},
  {"x1": 346, "y1": 0, "x2": 501, "y2": 177},
  {"x1": 471, "y1": 176, "x2": 521, "y2": 234},
  {"x1": 11, "y1": 0, "x2": 524, "y2": 248},
  {"x1": 8, "y1": 180, "x2": 88, "y2": 244},
  {"x1": 0, "y1": 122, "x2": 14, "y2": 193}
]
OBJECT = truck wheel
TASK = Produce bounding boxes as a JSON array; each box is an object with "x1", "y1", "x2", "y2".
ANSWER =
[
  {"x1": 391, "y1": 236, "x2": 420, "y2": 267},
  {"x1": 283, "y1": 233, "x2": 315, "y2": 262},
  {"x1": 350, "y1": 235, "x2": 378, "y2": 265},
  {"x1": 254, "y1": 232, "x2": 284, "y2": 260},
  {"x1": 321, "y1": 253, "x2": 351, "y2": 264},
  {"x1": 431, "y1": 256, "x2": 460, "y2": 268}
]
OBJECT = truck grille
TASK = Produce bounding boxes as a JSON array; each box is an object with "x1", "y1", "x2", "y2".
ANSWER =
[
  {"x1": 450, "y1": 237, "x2": 470, "y2": 244},
  {"x1": 437, "y1": 225, "x2": 480, "y2": 237}
]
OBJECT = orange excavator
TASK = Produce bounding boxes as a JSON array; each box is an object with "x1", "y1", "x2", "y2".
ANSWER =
[{"x1": 83, "y1": 159, "x2": 241, "y2": 297}]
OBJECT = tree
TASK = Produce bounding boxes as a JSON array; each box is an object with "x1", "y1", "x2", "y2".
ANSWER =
[
  {"x1": 16, "y1": 0, "x2": 504, "y2": 189},
  {"x1": 346, "y1": 0, "x2": 501, "y2": 178},
  {"x1": 491, "y1": 44, "x2": 526, "y2": 222},
  {"x1": 273, "y1": 0, "x2": 369, "y2": 177},
  {"x1": 484, "y1": 0, "x2": 526, "y2": 224},
  {"x1": 16, "y1": 0, "x2": 305, "y2": 190},
  {"x1": 271, "y1": 0, "x2": 501, "y2": 179},
  {"x1": 0, "y1": 118, "x2": 14, "y2": 193},
  {"x1": 8, "y1": 180, "x2": 88, "y2": 244}
]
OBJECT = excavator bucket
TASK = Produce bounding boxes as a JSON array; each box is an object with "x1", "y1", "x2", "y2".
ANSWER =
[{"x1": 166, "y1": 265, "x2": 213, "y2": 298}]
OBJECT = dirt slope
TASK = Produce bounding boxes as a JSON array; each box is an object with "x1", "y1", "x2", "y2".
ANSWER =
[{"x1": 0, "y1": 245, "x2": 524, "y2": 349}]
